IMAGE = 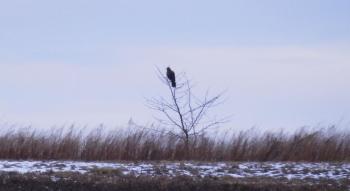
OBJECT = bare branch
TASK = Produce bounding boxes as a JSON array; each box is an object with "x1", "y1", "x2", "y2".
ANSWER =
[{"x1": 146, "y1": 67, "x2": 229, "y2": 158}]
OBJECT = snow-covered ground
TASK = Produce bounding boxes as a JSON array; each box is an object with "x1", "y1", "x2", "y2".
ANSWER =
[{"x1": 0, "y1": 160, "x2": 348, "y2": 181}]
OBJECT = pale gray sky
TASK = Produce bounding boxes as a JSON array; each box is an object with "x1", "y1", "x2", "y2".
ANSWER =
[{"x1": 0, "y1": 0, "x2": 349, "y2": 130}]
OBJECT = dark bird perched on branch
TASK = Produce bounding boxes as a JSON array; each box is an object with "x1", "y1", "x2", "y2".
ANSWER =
[{"x1": 166, "y1": 67, "x2": 176, "y2": 88}]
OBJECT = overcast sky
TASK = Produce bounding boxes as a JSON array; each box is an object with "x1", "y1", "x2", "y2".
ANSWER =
[{"x1": 0, "y1": 0, "x2": 349, "y2": 131}]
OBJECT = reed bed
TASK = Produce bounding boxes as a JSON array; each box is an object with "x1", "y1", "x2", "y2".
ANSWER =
[{"x1": 0, "y1": 126, "x2": 348, "y2": 161}]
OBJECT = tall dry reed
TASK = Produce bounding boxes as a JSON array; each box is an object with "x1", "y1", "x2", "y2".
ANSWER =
[{"x1": 0, "y1": 126, "x2": 348, "y2": 161}]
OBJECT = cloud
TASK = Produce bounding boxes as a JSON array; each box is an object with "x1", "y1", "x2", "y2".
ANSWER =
[{"x1": 0, "y1": 45, "x2": 349, "y2": 130}]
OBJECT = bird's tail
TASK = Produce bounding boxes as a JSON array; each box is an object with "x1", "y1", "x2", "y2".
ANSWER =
[{"x1": 171, "y1": 81, "x2": 176, "y2": 88}]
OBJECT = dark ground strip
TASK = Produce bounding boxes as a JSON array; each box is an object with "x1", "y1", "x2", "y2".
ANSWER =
[{"x1": 0, "y1": 172, "x2": 348, "y2": 191}]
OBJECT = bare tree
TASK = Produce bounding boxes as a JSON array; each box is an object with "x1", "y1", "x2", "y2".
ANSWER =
[{"x1": 147, "y1": 68, "x2": 228, "y2": 158}]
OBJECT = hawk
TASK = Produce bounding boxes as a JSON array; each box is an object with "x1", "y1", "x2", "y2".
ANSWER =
[{"x1": 166, "y1": 67, "x2": 176, "y2": 88}]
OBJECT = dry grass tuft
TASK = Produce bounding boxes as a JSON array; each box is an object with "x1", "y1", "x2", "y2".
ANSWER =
[{"x1": 0, "y1": 126, "x2": 348, "y2": 161}]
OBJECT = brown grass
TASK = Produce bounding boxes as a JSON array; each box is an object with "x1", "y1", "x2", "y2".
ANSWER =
[{"x1": 0, "y1": 126, "x2": 348, "y2": 161}]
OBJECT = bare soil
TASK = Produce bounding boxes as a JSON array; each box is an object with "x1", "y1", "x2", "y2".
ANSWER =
[{"x1": 0, "y1": 171, "x2": 348, "y2": 191}]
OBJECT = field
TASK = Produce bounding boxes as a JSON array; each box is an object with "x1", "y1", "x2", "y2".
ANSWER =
[
  {"x1": 0, "y1": 127, "x2": 348, "y2": 190},
  {"x1": 0, "y1": 160, "x2": 349, "y2": 191}
]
